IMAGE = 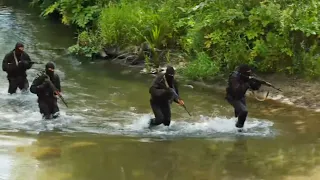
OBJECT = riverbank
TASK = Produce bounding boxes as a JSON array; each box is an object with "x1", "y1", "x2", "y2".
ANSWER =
[{"x1": 29, "y1": 0, "x2": 320, "y2": 112}]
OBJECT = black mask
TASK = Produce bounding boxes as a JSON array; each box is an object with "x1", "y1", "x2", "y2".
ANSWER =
[
  {"x1": 238, "y1": 64, "x2": 252, "y2": 81},
  {"x1": 165, "y1": 66, "x2": 175, "y2": 87},
  {"x1": 15, "y1": 42, "x2": 24, "y2": 56},
  {"x1": 45, "y1": 62, "x2": 55, "y2": 78}
]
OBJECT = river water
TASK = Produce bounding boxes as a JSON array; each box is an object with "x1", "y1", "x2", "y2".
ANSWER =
[{"x1": 1, "y1": 2, "x2": 320, "y2": 180}]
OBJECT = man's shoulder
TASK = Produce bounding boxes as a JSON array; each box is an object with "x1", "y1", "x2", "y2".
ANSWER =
[
  {"x1": 4, "y1": 51, "x2": 13, "y2": 58},
  {"x1": 53, "y1": 73, "x2": 60, "y2": 81}
]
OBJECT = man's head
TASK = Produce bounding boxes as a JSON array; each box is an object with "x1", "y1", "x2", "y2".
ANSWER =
[
  {"x1": 165, "y1": 66, "x2": 175, "y2": 85},
  {"x1": 238, "y1": 64, "x2": 252, "y2": 76},
  {"x1": 45, "y1": 62, "x2": 55, "y2": 77},
  {"x1": 15, "y1": 42, "x2": 24, "y2": 55},
  {"x1": 165, "y1": 66, "x2": 175, "y2": 77}
]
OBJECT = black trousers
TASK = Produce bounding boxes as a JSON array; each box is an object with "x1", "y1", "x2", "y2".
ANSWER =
[
  {"x1": 7, "y1": 76, "x2": 29, "y2": 94},
  {"x1": 226, "y1": 95, "x2": 248, "y2": 128},
  {"x1": 149, "y1": 99, "x2": 171, "y2": 127},
  {"x1": 38, "y1": 97, "x2": 60, "y2": 119}
]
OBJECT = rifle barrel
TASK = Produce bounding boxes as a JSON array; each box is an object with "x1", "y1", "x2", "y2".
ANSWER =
[{"x1": 170, "y1": 88, "x2": 192, "y2": 116}]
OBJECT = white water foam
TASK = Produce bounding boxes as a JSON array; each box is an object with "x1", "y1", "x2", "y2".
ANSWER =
[
  {"x1": 92, "y1": 113, "x2": 277, "y2": 138},
  {"x1": 0, "y1": 72, "x2": 276, "y2": 138}
]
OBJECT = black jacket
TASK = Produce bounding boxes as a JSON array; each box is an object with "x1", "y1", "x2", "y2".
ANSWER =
[
  {"x1": 2, "y1": 50, "x2": 32, "y2": 78},
  {"x1": 149, "y1": 73, "x2": 180, "y2": 104},
  {"x1": 30, "y1": 73, "x2": 61, "y2": 99},
  {"x1": 226, "y1": 71, "x2": 261, "y2": 100}
]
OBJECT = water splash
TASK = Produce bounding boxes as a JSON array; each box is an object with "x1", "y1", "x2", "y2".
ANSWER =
[{"x1": 109, "y1": 113, "x2": 276, "y2": 138}]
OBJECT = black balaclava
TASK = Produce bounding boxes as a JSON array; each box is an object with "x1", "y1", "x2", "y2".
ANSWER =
[
  {"x1": 15, "y1": 42, "x2": 24, "y2": 56},
  {"x1": 238, "y1": 64, "x2": 252, "y2": 81},
  {"x1": 45, "y1": 62, "x2": 55, "y2": 78},
  {"x1": 165, "y1": 66, "x2": 175, "y2": 87}
]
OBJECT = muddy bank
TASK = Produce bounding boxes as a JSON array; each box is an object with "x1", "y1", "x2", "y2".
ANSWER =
[{"x1": 95, "y1": 46, "x2": 320, "y2": 112}]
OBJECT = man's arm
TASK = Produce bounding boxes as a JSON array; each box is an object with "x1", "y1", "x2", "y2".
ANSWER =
[
  {"x1": 30, "y1": 75, "x2": 47, "y2": 94},
  {"x1": 20, "y1": 52, "x2": 32, "y2": 70},
  {"x1": 172, "y1": 80, "x2": 180, "y2": 103},
  {"x1": 55, "y1": 74, "x2": 61, "y2": 92},
  {"x1": 230, "y1": 74, "x2": 250, "y2": 98},
  {"x1": 2, "y1": 54, "x2": 12, "y2": 72}
]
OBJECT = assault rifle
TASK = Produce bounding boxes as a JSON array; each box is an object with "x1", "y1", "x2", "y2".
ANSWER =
[
  {"x1": 37, "y1": 71, "x2": 68, "y2": 107},
  {"x1": 170, "y1": 88, "x2": 192, "y2": 116},
  {"x1": 163, "y1": 75, "x2": 192, "y2": 116},
  {"x1": 240, "y1": 74, "x2": 282, "y2": 92},
  {"x1": 250, "y1": 76, "x2": 282, "y2": 92}
]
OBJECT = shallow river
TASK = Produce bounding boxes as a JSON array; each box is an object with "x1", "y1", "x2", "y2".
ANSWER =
[{"x1": 0, "y1": 2, "x2": 320, "y2": 180}]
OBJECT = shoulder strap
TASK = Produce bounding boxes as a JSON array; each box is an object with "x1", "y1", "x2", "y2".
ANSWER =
[
  {"x1": 13, "y1": 51, "x2": 18, "y2": 66},
  {"x1": 163, "y1": 76, "x2": 169, "y2": 88}
]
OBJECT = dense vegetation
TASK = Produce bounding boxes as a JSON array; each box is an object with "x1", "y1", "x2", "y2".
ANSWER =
[{"x1": 31, "y1": 0, "x2": 320, "y2": 79}]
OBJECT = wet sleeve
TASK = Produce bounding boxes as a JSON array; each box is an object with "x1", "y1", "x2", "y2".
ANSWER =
[{"x1": 249, "y1": 79, "x2": 261, "y2": 91}]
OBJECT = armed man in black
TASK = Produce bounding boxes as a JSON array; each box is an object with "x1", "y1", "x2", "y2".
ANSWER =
[
  {"x1": 226, "y1": 64, "x2": 262, "y2": 129},
  {"x1": 30, "y1": 62, "x2": 61, "y2": 119},
  {"x1": 2, "y1": 42, "x2": 32, "y2": 94},
  {"x1": 148, "y1": 66, "x2": 184, "y2": 127}
]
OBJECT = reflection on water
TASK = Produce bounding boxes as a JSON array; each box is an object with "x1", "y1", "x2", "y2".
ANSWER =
[
  {"x1": 0, "y1": 135, "x2": 37, "y2": 180},
  {"x1": 5, "y1": 134, "x2": 320, "y2": 180}
]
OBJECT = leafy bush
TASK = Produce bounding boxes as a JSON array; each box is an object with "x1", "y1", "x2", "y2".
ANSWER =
[
  {"x1": 31, "y1": 0, "x2": 320, "y2": 78},
  {"x1": 181, "y1": 52, "x2": 220, "y2": 80}
]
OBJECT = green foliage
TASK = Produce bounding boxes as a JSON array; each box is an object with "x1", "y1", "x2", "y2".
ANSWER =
[
  {"x1": 68, "y1": 30, "x2": 102, "y2": 57},
  {"x1": 181, "y1": 52, "x2": 220, "y2": 80},
  {"x1": 32, "y1": 0, "x2": 320, "y2": 78}
]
